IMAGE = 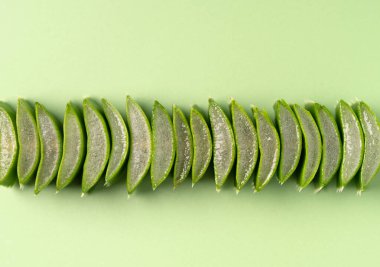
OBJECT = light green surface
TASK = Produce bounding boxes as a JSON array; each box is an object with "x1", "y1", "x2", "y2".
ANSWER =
[{"x1": 1, "y1": 1, "x2": 380, "y2": 266}]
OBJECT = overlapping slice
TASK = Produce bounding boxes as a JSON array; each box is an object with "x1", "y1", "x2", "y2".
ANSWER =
[
  {"x1": 82, "y1": 99, "x2": 110, "y2": 193},
  {"x1": 0, "y1": 103, "x2": 18, "y2": 186},
  {"x1": 151, "y1": 101, "x2": 175, "y2": 190},
  {"x1": 102, "y1": 99, "x2": 129, "y2": 186},
  {"x1": 336, "y1": 100, "x2": 364, "y2": 191},
  {"x1": 354, "y1": 102, "x2": 380, "y2": 192},
  {"x1": 56, "y1": 102, "x2": 85, "y2": 191},
  {"x1": 209, "y1": 99, "x2": 235, "y2": 190},
  {"x1": 309, "y1": 103, "x2": 342, "y2": 191},
  {"x1": 16, "y1": 99, "x2": 40, "y2": 186},
  {"x1": 231, "y1": 100, "x2": 258, "y2": 191},
  {"x1": 252, "y1": 107, "x2": 280, "y2": 191},
  {"x1": 274, "y1": 100, "x2": 302, "y2": 184},
  {"x1": 35, "y1": 103, "x2": 63, "y2": 194},
  {"x1": 173, "y1": 105, "x2": 193, "y2": 188},
  {"x1": 292, "y1": 104, "x2": 322, "y2": 189},
  {"x1": 190, "y1": 106, "x2": 212, "y2": 186},
  {"x1": 126, "y1": 96, "x2": 152, "y2": 193}
]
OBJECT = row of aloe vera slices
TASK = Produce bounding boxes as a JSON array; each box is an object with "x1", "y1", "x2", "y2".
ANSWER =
[{"x1": 0, "y1": 98, "x2": 379, "y2": 194}]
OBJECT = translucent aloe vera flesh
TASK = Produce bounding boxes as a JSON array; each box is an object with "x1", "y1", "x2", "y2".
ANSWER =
[
  {"x1": 231, "y1": 100, "x2": 258, "y2": 191},
  {"x1": 190, "y1": 106, "x2": 212, "y2": 185},
  {"x1": 274, "y1": 100, "x2": 302, "y2": 184},
  {"x1": 0, "y1": 103, "x2": 18, "y2": 186},
  {"x1": 35, "y1": 103, "x2": 63, "y2": 194},
  {"x1": 151, "y1": 101, "x2": 175, "y2": 190},
  {"x1": 56, "y1": 103, "x2": 85, "y2": 191}
]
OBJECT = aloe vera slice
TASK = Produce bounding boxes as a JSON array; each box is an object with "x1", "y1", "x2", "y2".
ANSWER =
[
  {"x1": 102, "y1": 99, "x2": 129, "y2": 186},
  {"x1": 309, "y1": 103, "x2": 342, "y2": 191},
  {"x1": 252, "y1": 107, "x2": 280, "y2": 191},
  {"x1": 231, "y1": 100, "x2": 258, "y2": 191},
  {"x1": 151, "y1": 101, "x2": 175, "y2": 190},
  {"x1": 190, "y1": 106, "x2": 212, "y2": 186},
  {"x1": 274, "y1": 100, "x2": 302, "y2": 184},
  {"x1": 82, "y1": 99, "x2": 110, "y2": 193},
  {"x1": 0, "y1": 103, "x2": 18, "y2": 186},
  {"x1": 173, "y1": 105, "x2": 193, "y2": 188},
  {"x1": 126, "y1": 96, "x2": 152, "y2": 193},
  {"x1": 56, "y1": 102, "x2": 85, "y2": 191},
  {"x1": 336, "y1": 100, "x2": 364, "y2": 191},
  {"x1": 354, "y1": 102, "x2": 380, "y2": 192},
  {"x1": 209, "y1": 99, "x2": 236, "y2": 190},
  {"x1": 34, "y1": 103, "x2": 63, "y2": 194},
  {"x1": 16, "y1": 99, "x2": 40, "y2": 186}
]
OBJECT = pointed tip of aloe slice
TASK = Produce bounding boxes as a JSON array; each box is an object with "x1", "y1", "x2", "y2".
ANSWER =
[
  {"x1": 19, "y1": 183, "x2": 24, "y2": 190},
  {"x1": 314, "y1": 186, "x2": 323, "y2": 194},
  {"x1": 216, "y1": 187, "x2": 221, "y2": 193},
  {"x1": 356, "y1": 190, "x2": 363, "y2": 196},
  {"x1": 81, "y1": 192, "x2": 86, "y2": 198},
  {"x1": 337, "y1": 186, "x2": 344, "y2": 193},
  {"x1": 235, "y1": 188, "x2": 240, "y2": 195}
]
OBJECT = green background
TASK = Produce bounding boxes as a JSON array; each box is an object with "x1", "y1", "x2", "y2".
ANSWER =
[{"x1": 1, "y1": 1, "x2": 380, "y2": 266}]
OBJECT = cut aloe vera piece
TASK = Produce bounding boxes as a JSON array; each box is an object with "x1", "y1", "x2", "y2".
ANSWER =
[
  {"x1": 253, "y1": 107, "x2": 280, "y2": 191},
  {"x1": 56, "y1": 103, "x2": 85, "y2": 191},
  {"x1": 151, "y1": 101, "x2": 175, "y2": 190},
  {"x1": 292, "y1": 104, "x2": 322, "y2": 189},
  {"x1": 82, "y1": 99, "x2": 110, "y2": 193},
  {"x1": 336, "y1": 100, "x2": 364, "y2": 190},
  {"x1": 173, "y1": 105, "x2": 193, "y2": 188},
  {"x1": 354, "y1": 102, "x2": 380, "y2": 192},
  {"x1": 209, "y1": 99, "x2": 236, "y2": 190},
  {"x1": 34, "y1": 103, "x2": 63, "y2": 194},
  {"x1": 231, "y1": 100, "x2": 258, "y2": 191},
  {"x1": 16, "y1": 99, "x2": 40, "y2": 186},
  {"x1": 274, "y1": 100, "x2": 302, "y2": 184},
  {"x1": 190, "y1": 106, "x2": 212, "y2": 186},
  {"x1": 126, "y1": 96, "x2": 152, "y2": 193},
  {"x1": 102, "y1": 99, "x2": 129, "y2": 186},
  {"x1": 309, "y1": 103, "x2": 342, "y2": 190},
  {"x1": 0, "y1": 103, "x2": 18, "y2": 186}
]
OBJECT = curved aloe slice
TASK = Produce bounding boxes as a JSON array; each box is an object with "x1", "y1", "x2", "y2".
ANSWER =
[
  {"x1": 292, "y1": 104, "x2": 322, "y2": 189},
  {"x1": 82, "y1": 99, "x2": 110, "y2": 193},
  {"x1": 151, "y1": 101, "x2": 175, "y2": 190},
  {"x1": 56, "y1": 103, "x2": 85, "y2": 191},
  {"x1": 190, "y1": 106, "x2": 212, "y2": 186},
  {"x1": 274, "y1": 100, "x2": 302, "y2": 184},
  {"x1": 17, "y1": 99, "x2": 40, "y2": 186},
  {"x1": 126, "y1": 96, "x2": 152, "y2": 193},
  {"x1": 34, "y1": 103, "x2": 63, "y2": 194},
  {"x1": 102, "y1": 99, "x2": 129, "y2": 186},
  {"x1": 253, "y1": 107, "x2": 280, "y2": 191},
  {"x1": 336, "y1": 100, "x2": 364, "y2": 191},
  {"x1": 209, "y1": 99, "x2": 236, "y2": 190},
  {"x1": 354, "y1": 102, "x2": 380, "y2": 192},
  {"x1": 173, "y1": 105, "x2": 193, "y2": 188},
  {"x1": 0, "y1": 103, "x2": 18, "y2": 186},
  {"x1": 231, "y1": 100, "x2": 258, "y2": 191},
  {"x1": 309, "y1": 103, "x2": 342, "y2": 191}
]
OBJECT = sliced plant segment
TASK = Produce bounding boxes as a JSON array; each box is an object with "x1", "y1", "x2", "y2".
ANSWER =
[
  {"x1": 231, "y1": 100, "x2": 258, "y2": 191},
  {"x1": 173, "y1": 105, "x2": 193, "y2": 188},
  {"x1": 102, "y1": 99, "x2": 129, "y2": 186},
  {"x1": 56, "y1": 103, "x2": 85, "y2": 191},
  {"x1": 82, "y1": 99, "x2": 110, "y2": 193},
  {"x1": 252, "y1": 107, "x2": 280, "y2": 191},
  {"x1": 151, "y1": 101, "x2": 175, "y2": 190},
  {"x1": 354, "y1": 102, "x2": 380, "y2": 192},
  {"x1": 16, "y1": 99, "x2": 40, "y2": 186},
  {"x1": 190, "y1": 106, "x2": 212, "y2": 186},
  {"x1": 34, "y1": 103, "x2": 63, "y2": 194},
  {"x1": 309, "y1": 103, "x2": 342, "y2": 190},
  {"x1": 336, "y1": 100, "x2": 364, "y2": 190},
  {"x1": 0, "y1": 103, "x2": 18, "y2": 186},
  {"x1": 209, "y1": 99, "x2": 236, "y2": 190},
  {"x1": 274, "y1": 100, "x2": 302, "y2": 184},
  {"x1": 292, "y1": 104, "x2": 322, "y2": 189},
  {"x1": 126, "y1": 96, "x2": 152, "y2": 193}
]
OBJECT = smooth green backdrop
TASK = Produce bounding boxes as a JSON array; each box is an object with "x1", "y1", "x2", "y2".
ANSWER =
[{"x1": 1, "y1": 1, "x2": 380, "y2": 266}]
